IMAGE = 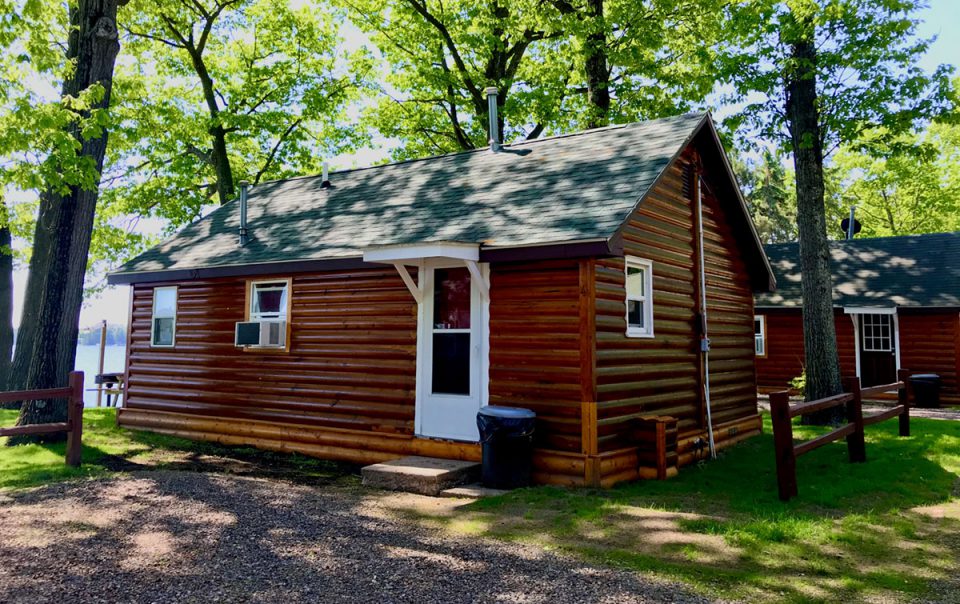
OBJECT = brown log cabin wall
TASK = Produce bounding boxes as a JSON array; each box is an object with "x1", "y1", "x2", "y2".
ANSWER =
[
  {"x1": 755, "y1": 310, "x2": 856, "y2": 390},
  {"x1": 898, "y1": 311, "x2": 960, "y2": 404},
  {"x1": 589, "y1": 151, "x2": 761, "y2": 485},
  {"x1": 757, "y1": 309, "x2": 959, "y2": 404},
  {"x1": 120, "y1": 260, "x2": 589, "y2": 484}
]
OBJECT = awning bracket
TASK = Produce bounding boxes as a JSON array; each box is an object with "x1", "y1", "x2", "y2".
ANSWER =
[{"x1": 392, "y1": 262, "x2": 423, "y2": 304}]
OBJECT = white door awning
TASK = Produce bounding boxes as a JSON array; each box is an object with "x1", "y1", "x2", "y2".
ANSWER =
[
  {"x1": 843, "y1": 306, "x2": 897, "y2": 315},
  {"x1": 363, "y1": 242, "x2": 488, "y2": 303},
  {"x1": 363, "y1": 242, "x2": 479, "y2": 264}
]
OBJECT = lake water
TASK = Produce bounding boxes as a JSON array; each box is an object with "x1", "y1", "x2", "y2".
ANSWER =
[{"x1": 75, "y1": 345, "x2": 126, "y2": 407}]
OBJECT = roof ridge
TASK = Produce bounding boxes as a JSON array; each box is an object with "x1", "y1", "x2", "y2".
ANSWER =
[
  {"x1": 249, "y1": 112, "x2": 709, "y2": 190},
  {"x1": 765, "y1": 230, "x2": 960, "y2": 249}
]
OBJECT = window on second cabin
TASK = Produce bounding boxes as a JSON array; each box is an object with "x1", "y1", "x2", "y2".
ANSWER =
[
  {"x1": 625, "y1": 257, "x2": 654, "y2": 337},
  {"x1": 151, "y1": 286, "x2": 177, "y2": 347},
  {"x1": 250, "y1": 281, "x2": 289, "y2": 321},
  {"x1": 754, "y1": 315, "x2": 766, "y2": 357}
]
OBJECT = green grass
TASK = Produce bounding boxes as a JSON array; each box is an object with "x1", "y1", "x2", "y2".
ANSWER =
[
  {"x1": 415, "y1": 415, "x2": 960, "y2": 603},
  {"x1": 0, "y1": 407, "x2": 355, "y2": 490}
]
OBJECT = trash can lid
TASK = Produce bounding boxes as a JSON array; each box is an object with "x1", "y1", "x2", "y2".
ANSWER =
[
  {"x1": 910, "y1": 374, "x2": 940, "y2": 380},
  {"x1": 478, "y1": 405, "x2": 536, "y2": 419}
]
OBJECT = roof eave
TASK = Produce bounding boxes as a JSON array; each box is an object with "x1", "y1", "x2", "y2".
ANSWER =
[{"x1": 106, "y1": 238, "x2": 621, "y2": 285}]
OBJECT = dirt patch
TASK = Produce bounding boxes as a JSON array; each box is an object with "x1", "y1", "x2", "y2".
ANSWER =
[{"x1": 0, "y1": 472, "x2": 717, "y2": 603}]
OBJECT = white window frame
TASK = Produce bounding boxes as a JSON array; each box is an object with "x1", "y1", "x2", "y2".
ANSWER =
[
  {"x1": 249, "y1": 280, "x2": 290, "y2": 321},
  {"x1": 150, "y1": 286, "x2": 177, "y2": 348},
  {"x1": 754, "y1": 314, "x2": 767, "y2": 358},
  {"x1": 860, "y1": 313, "x2": 893, "y2": 353},
  {"x1": 624, "y1": 256, "x2": 654, "y2": 338}
]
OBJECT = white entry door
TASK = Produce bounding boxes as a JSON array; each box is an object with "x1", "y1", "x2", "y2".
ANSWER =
[{"x1": 416, "y1": 263, "x2": 487, "y2": 441}]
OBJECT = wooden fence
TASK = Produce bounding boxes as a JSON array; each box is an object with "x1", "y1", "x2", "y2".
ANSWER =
[
  {"x1": 0, "y1": 371, "x2": 85, "y2": 466},
  {"x1": 770, "y1": 369, "x2": 913, "y2": 501}
]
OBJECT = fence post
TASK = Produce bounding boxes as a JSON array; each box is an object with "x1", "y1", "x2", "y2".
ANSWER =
[
  {"x1": 898, "y1": 368, "x2": 911, "y2": 437},
  {"x1": 842, "y1": 376, "x2": 866, "y2": 463},
  {"x1": 65, "y1": 371, "x2": 84, "y2": 467},
  {"x1": 770, "y1": 391, "x2": 797, "y2": 501}
]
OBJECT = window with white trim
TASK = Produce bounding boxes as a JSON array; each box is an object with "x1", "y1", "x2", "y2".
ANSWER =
[
  {"x1": 151, "y1": 286, "x2": 177, "y2": 347},
  {"x1": 754, "y1": 315, "x2": 766, "y2": 357},
  {"x1": 860, "y1": 313, "x2": 893, "y2": 352},
  {"x1": 625, "y1": 257, "x2": 654, "y2": 337},
  {"x1": 249, "y1": 281, "x2": 289, "y2": 320}
]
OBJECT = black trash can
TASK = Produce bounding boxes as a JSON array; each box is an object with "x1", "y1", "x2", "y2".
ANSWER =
[
  {"x1": 476, "y1": 406, "x2": 536, "y2": 489},
  {"x1": 910, "y1": 374, "x2": 941, "y2": 409}
]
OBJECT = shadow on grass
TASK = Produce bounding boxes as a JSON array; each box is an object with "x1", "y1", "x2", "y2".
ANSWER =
[
  {"x1": 1, "y1": 409, "x2": 361, "y2": 491},
  {"x1": 416, "y1": 416, "x2": 960, "y2": 603}
]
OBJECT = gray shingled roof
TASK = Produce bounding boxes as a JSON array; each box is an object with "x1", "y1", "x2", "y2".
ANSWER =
[
  {"x1": 756, "y1": 231, "x2": 960, "y2": 308},
  {"x1": 111, "y1": 113, "x2": 709, "y2": 276}
]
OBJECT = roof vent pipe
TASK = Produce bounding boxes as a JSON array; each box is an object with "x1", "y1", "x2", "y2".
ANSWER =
[
  {"x1": 485, "y1": 87, "x2": 500, "y2": 151},
  {"x1": 321, "y1": 161, "x2": 331, "y2": 188},
  {"x1": 238, "y1": 180, "x2": 249, "y2": 247}
]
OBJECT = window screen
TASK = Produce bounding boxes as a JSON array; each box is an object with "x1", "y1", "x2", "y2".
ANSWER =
[{"x1": 431, "y1": 268, "x2": 471, "y2": 395}]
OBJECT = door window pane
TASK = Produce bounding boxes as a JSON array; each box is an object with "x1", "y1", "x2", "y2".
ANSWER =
[
  {"x1": 433, "y1": 268, "x2": 471, "y2": 329},
  {"x1": 432, "y1": 333, "x2": 470, "y2": 395},
  {"x1": 861, "y1": 314, "x2": 892, "y2": 352}
]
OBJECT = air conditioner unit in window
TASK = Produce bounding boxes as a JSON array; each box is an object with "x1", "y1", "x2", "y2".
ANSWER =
[{"x1": 235, "y1": 320, "x2": 286, "y2": 348}]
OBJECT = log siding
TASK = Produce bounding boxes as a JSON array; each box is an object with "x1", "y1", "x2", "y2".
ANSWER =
[
  {"x1": 118, "y1": 138, "x2": 767, "y2": 487},
  {"x1": 757, "y1": 309, "x2": 959, "y2": 405},
  {"x1": 590, "y1": 154, "x2": 761, "y2": 484}
]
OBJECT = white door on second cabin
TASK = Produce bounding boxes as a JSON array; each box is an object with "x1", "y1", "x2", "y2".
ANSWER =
[{"x1": 416, "y1": 263, "x2": 487, "y2": 442}]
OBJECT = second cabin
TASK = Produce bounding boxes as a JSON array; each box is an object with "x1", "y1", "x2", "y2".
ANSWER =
[{"x1": 108, "y1": 112, "x2": 775, "y2": 487}]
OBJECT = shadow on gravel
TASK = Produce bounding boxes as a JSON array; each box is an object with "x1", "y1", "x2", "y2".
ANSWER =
[{"x1": 0, "y1": 471, "x2": 713, "y2": 604}]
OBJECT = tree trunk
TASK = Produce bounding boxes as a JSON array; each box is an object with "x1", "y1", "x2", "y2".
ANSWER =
[
  {"x1": 8, "y1": 0, "x2": 122, "y2": 443},
  {"x1": 784, "y1": 22, "x2": 844, "y2": 424},
  {"x1": 583, "y1": 0, "x2": 610, "y2": 128},
  {"x1": 0, "y1": 201, "x2": 14, "y2": 401},
  {"x1": 192, "y1": 55, "x2": 234, "y2": 204}
]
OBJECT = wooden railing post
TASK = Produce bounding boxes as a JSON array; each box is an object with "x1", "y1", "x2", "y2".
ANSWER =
[
  {"x1": 842, "y1": 376, "x2": 866, "y2": 463},
  {"x1": 898, "y1": 368, "x2": 911, "y2": 437},
  {"x1": 65, "y1": 371, "x2": 84, "y2": 467},
  {"x1": 770, "y1": 391, "x2": 797, "y2": 501}
]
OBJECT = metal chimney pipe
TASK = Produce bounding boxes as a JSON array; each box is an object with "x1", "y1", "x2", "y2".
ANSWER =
[
  {"x1": 847, "y1": 206, "x2": 856, "y2": 241},
  {"x1": 485, "y1": 87, "x2": 500, "y2": 151},
  {"x1": 321, "y1": 161, "x2": 330, "y2": 188},
  {"x1": 238, "y1": 180, "x2": 249, "y2": 247}
]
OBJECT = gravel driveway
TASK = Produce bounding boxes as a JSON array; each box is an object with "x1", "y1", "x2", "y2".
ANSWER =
[{"x1": 0, "y1": 472, "x2": 714, "y2": 603}]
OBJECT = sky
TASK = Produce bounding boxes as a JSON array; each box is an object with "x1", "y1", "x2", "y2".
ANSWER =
[{"x1": 33, "y1": 0, "x2": 960, "y2": 330}]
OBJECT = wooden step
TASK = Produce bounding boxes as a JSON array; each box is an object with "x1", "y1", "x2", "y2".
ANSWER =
[{"x1": 361, "y1": 456, "x2": 481, "y2": 496}]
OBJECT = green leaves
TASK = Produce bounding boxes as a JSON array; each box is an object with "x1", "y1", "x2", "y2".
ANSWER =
[
  {"x1": 721, "y1": 0, "x2": 955, "y2": 155},
  {"x1": 341, "y1": 0, "x2": 725, "y2": 159},
  {"x1": 828, "y1": 117, "x2": 960, "y2": 237},
  {"x1": 98, "y1": 0, "x2": 369, "y2": 263}
]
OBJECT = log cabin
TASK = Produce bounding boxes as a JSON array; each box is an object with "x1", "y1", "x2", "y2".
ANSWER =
[
  {"x1": 755, "y1": 232, "x2": 960, "y2": 404},
  {"x1": 108, "y1": 111, "x2": 776, "y2": 487}
]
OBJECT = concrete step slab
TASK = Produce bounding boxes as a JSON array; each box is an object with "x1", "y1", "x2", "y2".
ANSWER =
[
  {"x1": 361, "y1": 456, "x2": 480, "y2": 496},
  {"x1": 439, "y1": 483, "x2": 509, "y2": 499}
]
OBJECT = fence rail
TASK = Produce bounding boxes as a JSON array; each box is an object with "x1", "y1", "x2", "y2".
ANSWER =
[
  {"x1": 771, "y1": 369, "x2": 912, "y2": 501},
  {"x1": 0, "y1": 372, "x2": 85, "y2": 467}
]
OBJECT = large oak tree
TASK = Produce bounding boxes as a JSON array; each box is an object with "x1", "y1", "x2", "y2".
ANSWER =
[
  {"x1": 721, "y1": 0, "x2": 953, "y2": 422},
  {"x1": 8, "y1": 0, "x2": 125, "y2": 437}
]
